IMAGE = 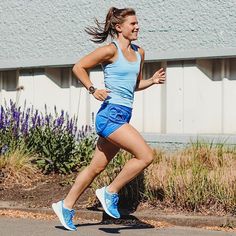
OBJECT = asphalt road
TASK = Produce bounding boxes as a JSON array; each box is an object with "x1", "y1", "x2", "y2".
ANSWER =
[{"x1": 0, "y1": 217, "x2": 236, "y2": 236}]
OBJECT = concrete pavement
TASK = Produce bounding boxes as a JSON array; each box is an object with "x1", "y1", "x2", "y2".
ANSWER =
[
  {"x1": 1, "y1": 216, "x2": 236, "y2": 236},
  {"x1": 1, "y1": 201, "x2": 236, "y2": 235},
  {"x1": 1, "y1": 202, "x2": 236, "y2": 229}
]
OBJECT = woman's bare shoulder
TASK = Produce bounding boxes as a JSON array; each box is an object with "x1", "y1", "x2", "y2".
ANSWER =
[
  {"x1": 93, "y1": 43, "x2": 117, "y2": 61},
  {"x1": 138, "y1": 46, "x2": 145, "y2": 57}
]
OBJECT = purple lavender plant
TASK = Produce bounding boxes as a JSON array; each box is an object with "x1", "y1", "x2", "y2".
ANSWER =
[
  {"x1": 0, "y1": 99, "x2": 94, "y2": 174},
  {"x1": 1, "y1": 145, "x2": 8, "y2": 155},
  {"x1": 0, "y1": 106, "x2": 5, "y2": 129}
]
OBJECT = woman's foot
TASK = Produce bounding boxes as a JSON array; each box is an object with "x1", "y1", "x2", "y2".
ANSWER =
[
  {"x1": 95, "y1": 186, "x2": 120, "y2": 218},
  {"x1": 52, "y1": 200, "x2": 77, "y2": 231}
]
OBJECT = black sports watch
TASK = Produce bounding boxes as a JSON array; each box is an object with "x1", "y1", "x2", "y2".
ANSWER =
[{"x1": 88, "y1": 85, "x2": 97, "y2": 94}]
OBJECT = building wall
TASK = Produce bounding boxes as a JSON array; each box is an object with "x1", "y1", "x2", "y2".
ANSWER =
[
  {"x1": 1, "y1": 59, "x2": 236, "y2": 135},
  {"x1": 0, "y1": 0, "x2": 236, "y2": 69}
]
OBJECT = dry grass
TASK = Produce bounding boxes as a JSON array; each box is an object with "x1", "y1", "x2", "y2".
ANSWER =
[
  {"x1": 0, "y1": 149, "x2": 42, "y2": 189},
  {"x1": 144, "y1": 142, "x2": 236, "y2": 214},
  {"x1": 1, "y1": 141, "x2": 236, "y2": 216},
  {"x1": 92, "y1": 141, "x2": 236, "y2": 215}
]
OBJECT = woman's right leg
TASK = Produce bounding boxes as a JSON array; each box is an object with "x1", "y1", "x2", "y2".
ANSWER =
[
  {"x1": 63, "y1": 136, "x2": 120, "y2": 209},
  {"x1": 95, "y1": 123, "x2": 153, "y2": 219}
]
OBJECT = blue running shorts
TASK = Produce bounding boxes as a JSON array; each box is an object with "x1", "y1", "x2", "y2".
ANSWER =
[{"x1": 95, "y1": 103, "x2": 132, "y2": 138}]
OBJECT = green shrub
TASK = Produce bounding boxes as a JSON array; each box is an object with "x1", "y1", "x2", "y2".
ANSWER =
[{"x1": 0, "y1": 100, "x2": 95, "y2": 174}]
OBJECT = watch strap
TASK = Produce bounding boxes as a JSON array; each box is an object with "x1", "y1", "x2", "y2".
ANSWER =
[{"x1": 88, "y1": 85, "x2": 97, "y2": 94}]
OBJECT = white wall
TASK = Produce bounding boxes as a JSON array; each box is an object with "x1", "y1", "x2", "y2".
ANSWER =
[
  {"x1": 165, "y1": 59, "x2": 232, "y2": 134},
  {"x1": 1, "y1": 58, "x2": 236, "y2": 135},
  {"x1": 0, "y1": 70, "x2": 18, "y2": 105},
  {"x1": 166, "y1": 62, "x2": 184, "y2": 133},
  {"x1": 132, "y1": 62, "x2": 164, "y2": 133},
  {"x1": 222, "y1": 59, "x2": 236, "y2": 133},
  {"x1": 184, "y1": 60, "x2": 222, "y2": 133},
  {"x1": 89, "y1": 69, "x2": 106, "y2": 129},
  {"x1": 18, "y1": 68, "x2": 70, "y2": 115},
  {"x1": 15, "y1": 68, "x2": 87, "y2": 125}
]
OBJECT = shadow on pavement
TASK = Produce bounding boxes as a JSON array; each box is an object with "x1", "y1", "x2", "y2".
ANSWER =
[
  {"x1": 75, "y1": 212, "x2": 154, "y2": 233},
  {"x1": 55, "y1": 226, "x2": 72, "y2": 231},
  {"x1": 99, "y1": 213, "x2": 154, "y2": 234}
]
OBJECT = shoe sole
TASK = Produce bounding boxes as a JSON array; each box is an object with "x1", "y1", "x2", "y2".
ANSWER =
[
  {"x1": 95, "y1": 188, "x2": 119, "y2": 219},
  {"x1": 52, "y1": 202, "x2": 76, "y2": 231}
]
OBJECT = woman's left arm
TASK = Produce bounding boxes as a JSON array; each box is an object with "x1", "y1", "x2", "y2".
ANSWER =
[{"x1": 135, "y1": 48, "x2": 166, "y2": 91}]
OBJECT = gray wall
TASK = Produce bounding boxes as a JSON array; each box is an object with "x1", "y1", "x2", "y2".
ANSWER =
[{"x1": 0, "y1": 0, "x2": 236, "y2": 69}]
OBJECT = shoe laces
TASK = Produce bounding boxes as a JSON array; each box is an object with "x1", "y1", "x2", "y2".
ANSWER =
[
  {"x1": 111, "y1": 194, "x2": 119, "y2": 206},
  {"x1": 64, "y1": 208, "x2": 75, "y2": 226},
  {"x1": 70, "y1": 209, "x2": 75, "y2": 218}
]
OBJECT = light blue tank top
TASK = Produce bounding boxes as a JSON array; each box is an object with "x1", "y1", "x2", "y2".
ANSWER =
[{"x1": 102, "y1": 40, "x2": 141, "y2": 108}]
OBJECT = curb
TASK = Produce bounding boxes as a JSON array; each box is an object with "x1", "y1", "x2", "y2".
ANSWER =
[
  {"x1": 133, "y1": 211, "x2": 236, "y2": 228},
  {"x1": 0, "y1": 203, "x2": 236, "y2": 228}
]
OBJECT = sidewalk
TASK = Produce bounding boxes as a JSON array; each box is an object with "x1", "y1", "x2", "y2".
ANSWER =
[
  {"x1": 1, "y1": 216, "x2": 236, "y2": 236},
  {"x1": 0, "y1": 200, "x2": 236, "y2": 229}
]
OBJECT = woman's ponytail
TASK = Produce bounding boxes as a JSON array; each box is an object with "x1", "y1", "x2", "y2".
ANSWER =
[{"x1": 85, "y1": 7, "x2": 136, "y2": 43}]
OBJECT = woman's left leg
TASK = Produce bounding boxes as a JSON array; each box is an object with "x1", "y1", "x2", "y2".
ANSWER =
[{"x1": 63, "y1": 137, "x2": 120, "y2": 209}]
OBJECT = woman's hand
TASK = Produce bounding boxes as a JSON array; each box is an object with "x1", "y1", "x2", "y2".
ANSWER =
[
  {"x1": 151, "y1": 68, "x2": 166, "y2": 84},
  {"x1": 92, "y1": 89, "x2": 110, "y2": 101}
]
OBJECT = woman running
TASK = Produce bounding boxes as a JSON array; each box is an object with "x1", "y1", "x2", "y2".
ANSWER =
[{"x1": 52, "y1": 7, "x2": 166, "y2": 231}]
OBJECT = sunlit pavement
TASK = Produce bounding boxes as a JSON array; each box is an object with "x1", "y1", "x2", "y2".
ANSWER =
[{"x1": 0, "y1": 217, "x2": 235, "y2": 236}]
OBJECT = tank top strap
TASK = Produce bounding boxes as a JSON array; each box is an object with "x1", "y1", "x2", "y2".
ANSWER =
[
  {"x1": 111, "y1": 40, "x2": 122, "y2": 52},
  {"x1": 113, "y1": 41, "x2": 139, "y2": 53},
  {"x1": 131, "y1": 43, "x2": 141, "y2": 60},
  {"x1": 131, "y1": 43, "x2": 138, "y2": 52},
  {"x1": 112, "y1": 41, "x2": 141, "y2": 61}
]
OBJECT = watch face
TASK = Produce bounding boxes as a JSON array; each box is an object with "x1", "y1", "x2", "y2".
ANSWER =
[{"x1": 89, "y1": 86, "x2": 96, "y2": 94}]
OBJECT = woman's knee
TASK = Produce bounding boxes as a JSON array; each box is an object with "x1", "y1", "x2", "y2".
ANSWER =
[
  {"x1": 87, "y1": 164, "x2": 106, "y2": 176},
  {"x1": 141, "y1": 149, "x2": 154, "y2": 167},
  {"x1": 146, "y1": 149, "x2": 154, "y2": 166},
  {"x1": 145, "y1": 154, "x2": 154, "y2": 166}
]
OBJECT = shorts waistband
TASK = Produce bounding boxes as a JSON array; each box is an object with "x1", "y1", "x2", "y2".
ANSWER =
[{"x1": 101, "y1": 102, "x2": 132, "y2": 113}]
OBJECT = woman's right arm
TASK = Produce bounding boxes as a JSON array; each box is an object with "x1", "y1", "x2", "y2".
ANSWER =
[{"x1": 72, "y1": 44, "x2": 116, "y2": 101}]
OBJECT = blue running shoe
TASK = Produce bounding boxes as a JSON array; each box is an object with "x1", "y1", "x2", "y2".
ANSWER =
[
  {"x1": 96, "y1": 186, "x2": 120, "y2": 219},
  {"x1": 52, "y1": 200, "x2": 77, "y2": 231}
]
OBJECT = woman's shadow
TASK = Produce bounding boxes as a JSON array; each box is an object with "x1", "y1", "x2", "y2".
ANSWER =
[{"x1": 75, "y1": 214, "x2": 154, "y2": 234}]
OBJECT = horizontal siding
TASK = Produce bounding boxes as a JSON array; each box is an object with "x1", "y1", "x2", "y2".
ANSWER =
[{"x1": 1, "y1": 59, "x2": 236, "y2": 135}]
